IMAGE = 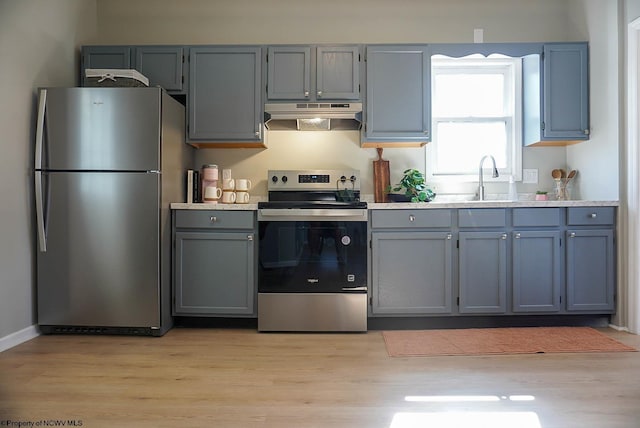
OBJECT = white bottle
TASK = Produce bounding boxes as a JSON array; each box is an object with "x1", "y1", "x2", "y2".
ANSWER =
[{"x1": 508, "y1": 175, "x2": 518, "y2": 201}]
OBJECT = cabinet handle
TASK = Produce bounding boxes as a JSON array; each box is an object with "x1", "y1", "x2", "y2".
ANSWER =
[
  {"x1": 304, "y1": 91, "x2": 310, "y2": 97},
  {"x1": 590, "y1": 213, "x2": 597, "y2": 218},
  {"x1": 209, "y1": 216, "x2": 217, "y2": 223},
  {"x1": 584, "y1": 129, "x2": 590, "y2": 135},
  {"x1": 501, "y1": 233, "x2": 507, "y2": 240},
  {"x1": 446, "y1": 234, "x2": 452, "y2": 240},
  {"x1": 569, "y1": 232, "x2": 576, "y2": 238},
  {"x1": 409, "y1": 214, "x2": 416, "y2": 222},
  {"x1": 317, "y1": 90, "x2": 323, "y2": 97},
  {"x1": 515, "y1": 233, "x2": 521, "y2": 239},
  {"x1": 247, "y1": 235, "x2": 253, "y2": 241}
]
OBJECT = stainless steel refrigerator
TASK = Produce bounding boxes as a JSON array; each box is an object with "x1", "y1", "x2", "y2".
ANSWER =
[{"x1": 34, "y1": 87, "x2": 192, "y2": 336}]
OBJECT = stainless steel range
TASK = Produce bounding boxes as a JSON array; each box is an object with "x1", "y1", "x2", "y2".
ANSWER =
[{"x1": 257, "y1": 170, "x2": 368, "y2": 332}]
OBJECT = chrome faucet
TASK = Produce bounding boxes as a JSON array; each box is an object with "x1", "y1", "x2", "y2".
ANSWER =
[{"x1": 478, "y1": 155, "x2": 499, "y2": 200}]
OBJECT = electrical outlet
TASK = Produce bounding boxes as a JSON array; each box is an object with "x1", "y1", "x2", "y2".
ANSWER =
[{"x1": 522, "y1": 169, "x2": 538, "y2": 184}]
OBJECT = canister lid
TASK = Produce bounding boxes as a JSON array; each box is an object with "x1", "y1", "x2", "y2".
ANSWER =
[{"x1": 202, "y1": 164, "x2": 218, "y2": 169}]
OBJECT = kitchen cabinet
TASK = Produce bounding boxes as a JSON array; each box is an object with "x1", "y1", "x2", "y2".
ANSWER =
[
  {"x1": 523, "y1": 42, "x2": 590, "y2": 146},
  {"x1": 267, "y1": 45, "x2": 361, "y2": 101},
  {"x1": 457, "y1": 209, "x2": 508, "y2": 314},
  {"x1": 370, "y1": 210, "x2": 453, "y2": 315},
  {"x1": 566, "y1": 207, "x2": 615, "y2": 312},
  {"x1": 363, "y1": 45, "x2": 431, "y2": 147},
  {"x1": 511, "y1": 208, "x2": 563, "y2": 312},
  {"x1": 81, "y1": 45, "x2": 186, "y2": 93},
  {"x1": 188, "y1": 46, "x2": 264, "y2": 146},
  {"x1": 173, "y1": 210, "x2": 256, "y2": 317}
]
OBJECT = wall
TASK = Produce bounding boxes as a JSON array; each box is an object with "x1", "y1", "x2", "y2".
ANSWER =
[
  {"x1": 92, "y1": 0, "x2": 619, "y2": 200},
  {"x1": 0, "y1": 0, "x2": 97, "y2": 347}
]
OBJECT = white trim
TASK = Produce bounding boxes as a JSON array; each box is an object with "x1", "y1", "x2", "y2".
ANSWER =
[
  {"x1": 608, "y1": 323, "x2": 630, "y2": 332},
  {"x1": 626, "y1": 17, "x2": 640, "y2": 334},
  {"x1": 0, "y1": 325, "x2": 39, "y2": 353}
]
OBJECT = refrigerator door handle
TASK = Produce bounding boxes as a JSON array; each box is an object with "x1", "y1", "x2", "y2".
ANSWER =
[
  {"x1": 35, "y1": 89, "x2": 47, "y2": 170},
  {"x1": 35, "y1": 171, "x2": 47, "y2": 252}
]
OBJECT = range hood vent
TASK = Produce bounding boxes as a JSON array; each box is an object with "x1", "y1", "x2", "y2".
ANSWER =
[{"x1": 264, "y1": 102, "x2": 363, "y2": 131}]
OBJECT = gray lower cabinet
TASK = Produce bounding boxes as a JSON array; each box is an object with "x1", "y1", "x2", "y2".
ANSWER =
[
  {"x1": 565, "y1": 207, "x2": 616, "y2": 312},
  {"x1": 188, "y1": 46, "x2": 263, "y2": 144},
  {"x1": 512, "y1": 230, "x2": 562, "y2": 312},
  {"x1": 370, "y1": 209, "x2": 453, "y2": 315},
  {"x1": 371, "y1": 231, "x2": 453, "y2": 315},
  {"x1": 458, "y1": 231, "x2": 508, "y2": 313},
  {"x1": 511, "y1": 208, "x2": 562, "y2": 312},
  {"x1": 173, "y1": 210, "x2": 256, "y2": 316}
]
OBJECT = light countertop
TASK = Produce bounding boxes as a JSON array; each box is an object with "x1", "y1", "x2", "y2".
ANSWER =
[{"x1": 171, "y1": 199, "x2": 619, "y2": 211}]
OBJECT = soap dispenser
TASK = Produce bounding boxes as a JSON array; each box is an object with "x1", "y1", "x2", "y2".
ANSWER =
[{"x1": 508, "y1": 175, "x2": 518, "y2": 201}]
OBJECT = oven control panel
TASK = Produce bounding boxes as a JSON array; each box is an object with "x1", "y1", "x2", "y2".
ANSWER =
[{"x1": 267, "y1": 170, "x2": 360, "y2": 191}]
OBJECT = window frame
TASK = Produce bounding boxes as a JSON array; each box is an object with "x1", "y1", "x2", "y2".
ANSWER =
[{"x1": 427, "y1": 55, "x2": 523, "y2": 183}]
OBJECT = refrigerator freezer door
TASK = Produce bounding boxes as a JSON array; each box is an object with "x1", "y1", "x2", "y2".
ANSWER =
[
  {"x1": 40, "y1": 87, "x2": 162, "y2": 171},
  {"x1": 37, "y1": 171, "x2": 162, "y2": 327}
]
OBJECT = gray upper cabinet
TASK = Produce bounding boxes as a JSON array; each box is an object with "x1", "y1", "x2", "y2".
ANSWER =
[
  {"x1": 523, "y1": 42, "x2": 589, "y2": 146},
  {"x1": 267, "y1": 45, "x2": 360, "y2": 101},
  {"x1": 363, "y1": 45, "x2": 431, "y2": 146},
  {"x1": 135, "y1": 46, "x2": 185, "y2": 92},
  {"x1": 81, "y1": 45, "x2": 186, "y2": 93},
  {"x1": 81, "y1": 46, "x2": 132, "y2": 85},
  {"x1": 188, "y1": 46, "x2": 263, "y2": 145}
]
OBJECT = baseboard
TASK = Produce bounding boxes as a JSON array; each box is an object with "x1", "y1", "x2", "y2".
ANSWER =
[
  {"x1": 0, "y1": 325, "x2": 39, "y2": 353},
  {"x1": 608, "y1": 323, "x2": 630, "y2": 332}
]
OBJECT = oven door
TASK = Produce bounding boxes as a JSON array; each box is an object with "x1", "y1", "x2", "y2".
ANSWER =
[{"x1": 257, "y1": 208, "x2": 368, "y2": 294}]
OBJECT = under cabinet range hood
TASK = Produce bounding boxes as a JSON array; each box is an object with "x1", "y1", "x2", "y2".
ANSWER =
[{"x1": 264, "y1": 102, "x2": 363, "y2": 131}]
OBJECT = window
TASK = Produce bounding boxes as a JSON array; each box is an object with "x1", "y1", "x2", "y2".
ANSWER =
[{"x1": 427, "y1": 55, "x2": 522, "y2": 182}]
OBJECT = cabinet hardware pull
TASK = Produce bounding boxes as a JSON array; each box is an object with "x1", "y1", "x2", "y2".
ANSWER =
[
  {"x1": 209, "y1": 216, "x2": 217, "y2": 223},
  {"x1": 515, "y1": 233, "x2": 521, "y2": 239},
  {"x1": 569, "y1": 232, "x2": 576, "y2": 238},
  {"x1": 409, "y1": 214, "x2": 415, "y2": 222},
  {"x1": 501, "y1": 233, "x2": 507, "y2": 240},
  {"x1": 247, "y1": 235, "x2": 253, "y2": 241},
  {"x1": 317, "y1": 90, "x2": 323, "y2": 97},
  {"x1": 590, "y1": 213, "x2": 597, "y2": 218},
  {"x1": 446, "y1": 234, "x2": 452, "y2": 240},
  {"x1": 304, "y1": 91, "x2": 310, "y2": 97}
]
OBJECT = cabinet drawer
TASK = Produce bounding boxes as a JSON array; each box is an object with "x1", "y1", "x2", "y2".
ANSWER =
[
  {"x1": 513, "y1": 208, "x2": 561, "y2": 227},
  {"x1": 458, "y1": 209, "x2": 506, "y2": 228},
  {"x1": 567, "y1": 207, "x2": 615, "y2": 226},
  {"x1": 175, "y1": 210, "x2": 255, "y2": 229},
  {"x1": 371, "y1": 209, "x2": 452, "y2": 229}
]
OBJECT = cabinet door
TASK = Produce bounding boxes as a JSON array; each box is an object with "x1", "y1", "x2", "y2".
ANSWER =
[
  {"x1": 135, "y1": 46, "x2": 184, "y2": 92},
  {"x1": 81, "y1": 46, "x2": 132, "y2": 86},
  {"x1": 174, "y1": 231, "x2": 255, "y2": 316},
  {"x1": 543, "y1": 43, "x2": 589, "y2": 140},
  {"x1": 459, "y1": 231, "x2": 508, "y2": 313},
  {"x1": 566, "y1": 229, "x2": 614, "y2": 312},
  {"x1": 267, "y1": 46, "x2": 311, "y2": 100},
  {"x1": 371, "y1": 231, "x2": 453, "y2": 315},
  {"x1": 316, "y1": 46, "x2": 360, "y2": 100},
  {"x1": 364, "y1": 45, "x2": 431, "y2": 143},
  {"x1": 512, "y1": 230, "x2": 562, "y2": 312},
  {"x1": 188, "y1": 46, "x2": 263, "y2": 142}
]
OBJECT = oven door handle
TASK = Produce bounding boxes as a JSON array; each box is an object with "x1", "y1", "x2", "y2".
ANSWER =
[
  {"x1": 341, "y1": 287, "x2": 368, "y2": 292},
  {"x1": 258, "y1": 208, "x2": 368, "y2": 221}
]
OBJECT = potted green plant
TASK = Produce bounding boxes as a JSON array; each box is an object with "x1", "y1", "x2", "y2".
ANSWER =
[{"x1": 388, "y1": 168, "x2": 436, "y2": 202}]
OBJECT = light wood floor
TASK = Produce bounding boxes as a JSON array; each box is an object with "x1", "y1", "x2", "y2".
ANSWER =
[{"x1": 1, "y1": 327, "x2": 639, "y2": 428}]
